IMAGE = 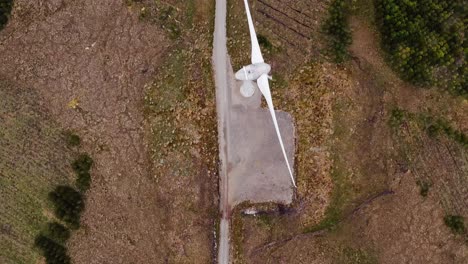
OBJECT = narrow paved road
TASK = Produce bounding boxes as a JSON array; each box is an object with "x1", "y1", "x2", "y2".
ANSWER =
[{"x1": 213, "y1": 0, "x2": 230, "y2": 263}]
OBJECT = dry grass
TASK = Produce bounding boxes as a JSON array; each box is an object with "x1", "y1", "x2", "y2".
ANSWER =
[{"x1": 0, "y1": 83, "x2": 75, "y2": 264}]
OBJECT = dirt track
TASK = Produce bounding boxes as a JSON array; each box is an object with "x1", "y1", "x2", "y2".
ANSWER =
[{"x1": 0, "y1": 0, "x2": 171, "y2": 262}]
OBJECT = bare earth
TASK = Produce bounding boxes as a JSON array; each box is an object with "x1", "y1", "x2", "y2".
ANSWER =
[{"x1": 0, "y1": 0, "x2": 172, "y2": 262}]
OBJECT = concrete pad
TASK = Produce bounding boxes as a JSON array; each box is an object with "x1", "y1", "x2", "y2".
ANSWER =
[{"x1": 226, "y1": 59, "x2": 295, "y2": 206}]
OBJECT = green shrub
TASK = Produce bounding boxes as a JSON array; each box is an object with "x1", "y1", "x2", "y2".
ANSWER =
[
  {"x1": 376, "y1": 0, "x2": 467, "y2": 96},
  {"x1": 72, "y1": 154, "x2": 93, "y2": 175},
  {"x1": 323, "y1": 0, "x2": 352, "y2": 63},
  {"x1": 76, "y1": 171, "x2": 91, "y2": 192},
  {"x1": 64, "y1": 131, "x2": 81, "y2": 147},
  {"x1": 34, "y1": 234, "x2": 71, "y2": 264},
  {"x1": 46, "y1": 222, "x2": 71, "y2": 244},
  {"x1": 48, "y1": 186, "x2": 84, "y2": 229},
  {"x1": 416, "y1": 180, "x2": 431, "y2": 197},
  {"x1": 444, "y1": 215, "x2": 465, "y2": 234},
  {"x1": 0, "y1": 0, "x2": 13, "y2": 31},
  {"x1": 257, "y1": 34, "x2": 273, "y2": 51},
  {"x1": 389, "y1": 108, "x2": 408, "y2": 127}
]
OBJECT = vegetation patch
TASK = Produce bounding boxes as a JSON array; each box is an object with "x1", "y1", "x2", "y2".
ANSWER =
[
  {"x1": 376, "y1": 0, "x2": 467, "y2": 96},
  {"x1": 64, "y1": 131, "x2": 81, "y2": 147},
  {"x1": 416, "y1": 180, "x2": 431, "y2": 197},
  {"x1": 390, "y1": 107, "x2": 467, "y2": 147},
  {"x1": 337, "y1": 247, "x2": 377, "y2": 264},
  {"x1": 0, "y1": 0, "x2": 13, "y2": 30},
  {"x1": 323, "y1": 0, "x2": 352, "y2": 63},
  {"x1": 444, "y1": 215, "x2": 465, "y2": 235},
  {"x1": 34, "y1": 235, "x2": 71, "y2": 264}
]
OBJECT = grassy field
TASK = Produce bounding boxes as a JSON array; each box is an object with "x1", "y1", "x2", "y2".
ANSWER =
[{"x1": 0, "y1": 82, "x2": 76, "y2": 263}]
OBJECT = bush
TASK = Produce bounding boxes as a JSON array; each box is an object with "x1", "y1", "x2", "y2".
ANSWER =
[
  {"x1": 48, "y1": 186, "x2": 84, "y2": 229},
  {"x1": 76, "y1": 171, "x2": 91, "y2": 192},
  {"x1": 46, "y1": 222, "x2": 70, "y2": 244},
  {"x1": 323, "y1": 0, "x2": 352, "y2": 63},
  {"x1": 72, "y1": 154, "x2": 93, "y2": 175},
  {"x1": 444, "y1": 215, "x2": 465, "y2": 234},
  {"x1": 416, "y1": 180, "x2": 431, "y2": 197},
  {"x1": 376, "y1": 0, "x2": 467, "y2": 96},
  {"x1": 34, "y1": 234, "x2": 71, "y2": 264},
  {"x1": 0, "y1": 0, "x2": 13, "y2": 31},
  {"x1": 64, "y1": 131, "x2": 81, "y2": 147},
  {"x1": 257, "y1": 34, "x2": 273, "y2": 51}
]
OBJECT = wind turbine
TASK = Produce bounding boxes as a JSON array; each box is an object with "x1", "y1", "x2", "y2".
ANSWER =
[{"x1": 234, "y1": 0, "x2": 296, "y2": 188}]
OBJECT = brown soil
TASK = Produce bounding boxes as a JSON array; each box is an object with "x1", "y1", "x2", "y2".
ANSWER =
[{"x1": 0, "y1": 0, "x2": 217, "y2": 263}]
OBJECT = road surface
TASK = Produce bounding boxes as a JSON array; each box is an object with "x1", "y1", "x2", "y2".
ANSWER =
[
  {"x1": 213, "y1": 0, "x2": 230, "y2": 263},
  {"x1": 212, "y1": 1, "x2": 295, "y2": 263}
]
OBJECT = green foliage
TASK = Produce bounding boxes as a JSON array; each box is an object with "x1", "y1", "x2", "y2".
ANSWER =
[
  {"x1": 48, "y1": 186, "x2": 84, "y2": 229},
  {"x1": 64, "y1": 131, "x2": 81, "y2": 147},
  {"x1": 157, "y1": 5, "x2": 181, "y2": 39},
  {"x1": 76, "y1": 171, "x2": 91, "y2": 192},
  {"x1": 389, "y1": 107, "x2": 408, "y2": 127},
  {"x1": 376, "y1": 0, "x2": 467, "y2": 96},
  {"x1": 34, "y1": 235, "x2": 71, "y2": 264},
  {"x1": 72, "y1": 153, "x2": 93, "y2": 175},
  {"x1": 257, "y1": 34, "x2": 273, "y2": 51},
  {"x1": 416, "y1": 180, "x2": 431, "y2": 197},
  {"x1": 338, "y1": 247, "x2": 377, "y2": 264},
  {"x1": 444, "y1": 215, "x2": 465, "y2": 234},
  {"x1": 0, "y1": 0, "x2": 13, "y2": 31},
  {"x1": 323, "y1": 0, "x2": 352, "y2": 63},
  {"x1": 72, "y1": 153, "x2": 93, "y2": 192},
  {"x1": 45, "y1": 222, "x2": 71, "y2": 244},
  {"x1": 420, "y1": 114, "x2": 468, "y2": 147}
]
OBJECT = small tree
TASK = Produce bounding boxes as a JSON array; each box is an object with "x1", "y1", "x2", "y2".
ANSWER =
[
  {"x1": 48, "y1": 186, "x2": 84, "y2": 229},
  {"x1": 64, "y1": 131, "x2": 81, "y2": 147},
  {"x1": 76, "y1": 171, "x2": 91, "y2": 192},
  {"x1": 72, "y1": 154, "x2": 93, "y2": 175},
  {"x1": 34, "y1": 234, "x2": 71, "y2": 264},
  {"x1": 444, "y1": 215, "x2": 465, "y2": 235},
  {"x1": 46, "y1": 222, "x2": 71, "y2": 244}
]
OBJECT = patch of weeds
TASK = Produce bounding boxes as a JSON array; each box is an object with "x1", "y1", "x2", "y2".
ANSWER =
[
  {"x1": 323, "y1": 0, "x2": 352, "y2": 63},
  {"x1": 419, "y1": 114, "x2": 468, "y2": 147},
  {"x1": 304, "y1": 165, "x2": 348, "y2": 233},
  {"x1": 337, "y1": 247, "x2": 377, "y2": 264},
  {"x1": 257, "y1": 34, "x2": 273, "y2": 51},
  {"x1": 444, "y1": 215, "x2": 465, "y2": 235},
  {"x1": 416, "y1": 180, "x2": 431, "y2": 197},
  {"x1": 139, "y1": 6, "x2": 148, "y2": 20},
  {"x1": 231, "y1": 208, "x2": 246, "y2": 263},
  {"x1": 257, "y1": 214, "x2": 273, "y2": 229},
  {"x1": 64, "y1": 131, "x2": 81, "y2": 147},
  {"x1": 34, "y1": 234, "x2": 71, "y2": 264},
  {"x1": 389, "y1": 107, "x2": 408, "y2": 128},
  {"x1": 0, "y1": 0, "x2": 13, "y2": 31},
  {"x1": 157, "y1": 4, "x2": 181, "y2": 39}
]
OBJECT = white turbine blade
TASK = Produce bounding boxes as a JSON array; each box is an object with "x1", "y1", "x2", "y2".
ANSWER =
[
  {"x1": 257, "y1": 74, "x2": 296, "y2": 187},
  {"x1": 243, "y1": 0, "x2": 264, "y2": 64}
]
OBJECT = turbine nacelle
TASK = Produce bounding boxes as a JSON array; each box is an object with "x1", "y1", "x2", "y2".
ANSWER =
[{"x1": 235, "y1": 63, "x2": 271, "y2": 81}]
